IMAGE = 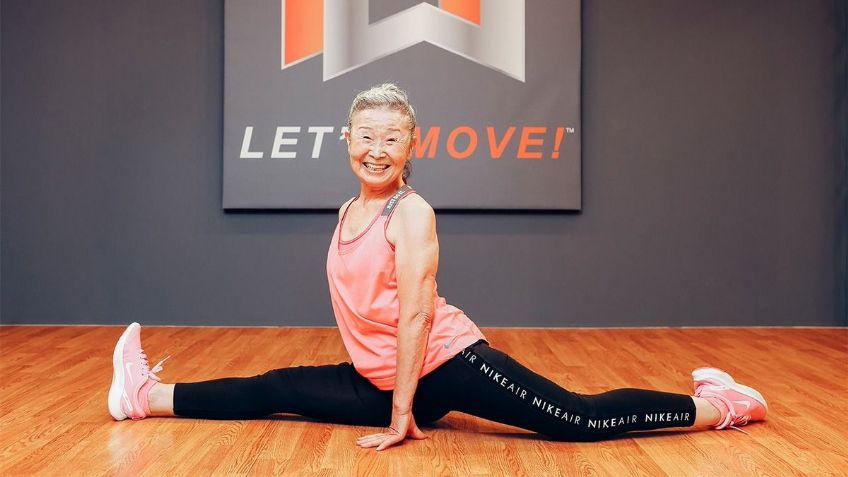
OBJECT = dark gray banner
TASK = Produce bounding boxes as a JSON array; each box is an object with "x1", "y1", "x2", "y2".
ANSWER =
[{"x1": 224, "y1": 0, "x2": 581, "y2": 209}]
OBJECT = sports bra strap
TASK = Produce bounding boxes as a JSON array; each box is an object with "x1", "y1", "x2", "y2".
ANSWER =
[{"x1": 381, "y1": 185, "x2": 414, "y2": 217}]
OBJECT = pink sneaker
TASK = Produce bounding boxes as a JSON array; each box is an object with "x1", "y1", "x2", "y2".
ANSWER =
[
  {"x1": 692, "y1": 367, "x2": 737, "y2": 395},
  {"x1": 692, "y1": 367, "x2": 767, "y2": 430},
  {"x1": 108, "y1": 323, "x2": 167, "y2": 420}
]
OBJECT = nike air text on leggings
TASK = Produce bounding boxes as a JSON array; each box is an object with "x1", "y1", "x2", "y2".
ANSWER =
[
  {"x1": 450, "y1": 341, "x2": 696, "y2": 440},
  {"x1": 173, "y1": 340, "x2": 696, "y2": 441}
]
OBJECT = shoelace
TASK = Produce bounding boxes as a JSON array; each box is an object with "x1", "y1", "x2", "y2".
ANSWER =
[
  {"x1": 138, "y1": 350, "x2": 170, "y2": 382},
  {"x1": 725, "y1": 409, "x2": 750, "y2": 434},
  {"x1": 702, "y1": 390, "x2": 751, "y2": 434},
  {"x1": 728, "y1": 413, "x2": 751, "y2": 434}
]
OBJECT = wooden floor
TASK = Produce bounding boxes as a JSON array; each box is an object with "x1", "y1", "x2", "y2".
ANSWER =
[{"x1": 0, "y1": 326, "x2": 846, "y2": 476}]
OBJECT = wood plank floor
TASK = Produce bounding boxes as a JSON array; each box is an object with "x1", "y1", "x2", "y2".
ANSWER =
[{"x1": 0, "y1": 326, "x2": 846, "y2": 476}]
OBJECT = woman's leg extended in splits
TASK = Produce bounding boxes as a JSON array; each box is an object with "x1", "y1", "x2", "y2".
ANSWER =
[
  {"x1": 110, "y1": 322, "x2": 452, "y2": 425},
  {"x1": 165, "y1": 359, "x2": 455, "y2": 424},
  {"x1": 110, "y1": 323, "x2": 394, "y2": 424},
  {"x1": 167, "y1": 363, "x2": 393, "y2": 424},
  {"x1": 446, "y1": 342, "x2": 717, "y2": 441},
  {"x1": 168, "y1": 360, "x2": 457, "y2": 424}
]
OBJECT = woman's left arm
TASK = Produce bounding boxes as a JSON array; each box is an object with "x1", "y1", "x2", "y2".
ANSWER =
[{"x1": 356, "y1": 197, "x2": 438, "y2": 451}]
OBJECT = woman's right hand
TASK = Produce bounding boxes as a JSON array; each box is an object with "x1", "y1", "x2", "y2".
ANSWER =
[{"x1": 355, "y1": 411, "x2": 428, "y2": 451}]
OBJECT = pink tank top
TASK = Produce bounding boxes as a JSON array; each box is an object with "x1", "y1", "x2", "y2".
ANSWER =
[{"x1": 326, "y1": 186, "x2": 486, "y2": 390}]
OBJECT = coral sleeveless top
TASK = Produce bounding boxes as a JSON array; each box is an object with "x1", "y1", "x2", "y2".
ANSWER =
[{"x1": 326, "y1": 185, "x2": 486, "y2": 390}]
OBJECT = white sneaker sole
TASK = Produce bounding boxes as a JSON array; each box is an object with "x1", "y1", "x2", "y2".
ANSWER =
[
  {"x1": 108, "y1": 323, "x2": 138, "y2": 420},
  {"x1": 692, "y1": 367, "x2": 768, "y2": 410}
]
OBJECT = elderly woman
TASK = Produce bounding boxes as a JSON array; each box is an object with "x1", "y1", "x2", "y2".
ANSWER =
[{"x1": 108, "y1": 83, "x2": 766, "y2": 450}]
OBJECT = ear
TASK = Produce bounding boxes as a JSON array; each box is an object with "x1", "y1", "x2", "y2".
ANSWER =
[{"x1": 343, "y1": 129, "x2": 353, "y2": 153}]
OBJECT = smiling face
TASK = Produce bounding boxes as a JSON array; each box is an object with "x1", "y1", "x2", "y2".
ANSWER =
[{"x1": 345, "y1": 107, "x2": 416, "y2": 190}]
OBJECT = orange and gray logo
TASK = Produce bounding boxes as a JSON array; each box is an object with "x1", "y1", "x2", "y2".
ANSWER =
[{"x1": 281, "y1": 0, "x2": 525, "y2": 81}]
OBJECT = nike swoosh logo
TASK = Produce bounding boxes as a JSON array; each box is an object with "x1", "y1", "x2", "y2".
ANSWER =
[
  {"x1": 126, "y1": 362, "x2": 135, "y2": 386},
  {"x1": 444, "y1": 334, "x2": 460, "y2": 350},
  {"x1": 123, "y1": 393, "x2": 134, "y2": 413},
  {"x1": 123, "y1": 362, "x2": 135, "y2": 413},
  {"x1": 733, "y1": 400, "x2": 751, "y2": 410}
]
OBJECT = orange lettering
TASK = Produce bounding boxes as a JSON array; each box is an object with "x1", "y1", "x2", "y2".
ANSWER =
[
  {"x1": 446, "y1": 126, "x2": 478, "y2": 159},
  {"x1": 414, "y1": 126, "x2": 440, "y2": 159},
  {"x1": 517, "y1": 127, "x2": 546, "y2": 160},
  {"x1": 486, "y1": 127, "x2": 516, "y2": 159}
]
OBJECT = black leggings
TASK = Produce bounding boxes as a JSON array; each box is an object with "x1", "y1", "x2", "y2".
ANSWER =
[{"x1": 174, "y1": 340, "x2": 695, "y2": 441}]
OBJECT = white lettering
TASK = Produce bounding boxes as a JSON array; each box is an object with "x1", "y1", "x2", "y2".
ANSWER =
[
  {"x1": 308, "y1": 126, "x2": 334, "y2": 158},
  {"x1": 240, "y1": 126, "x2": 264, "y2": 159},
  {"x1": 272, "y1": 126, "x2": 301, "y2": 159}
]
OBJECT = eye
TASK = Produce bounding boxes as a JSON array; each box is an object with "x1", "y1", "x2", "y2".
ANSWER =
[{"x1": 387, "y1": 138, "x2": 397, "y2": 144}]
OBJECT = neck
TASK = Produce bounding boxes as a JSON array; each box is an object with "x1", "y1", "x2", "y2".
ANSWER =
[{"x1": 358, "y1": 179, "x2": 405, "y2": 206}]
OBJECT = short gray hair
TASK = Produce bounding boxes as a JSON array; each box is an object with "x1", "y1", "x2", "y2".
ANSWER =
[
  {"x1": 347, "y1": 83, "x2": 417, "y2": 182},
  {"x1": 347, "y1": 83, "x2": 417, "y2": 134}
]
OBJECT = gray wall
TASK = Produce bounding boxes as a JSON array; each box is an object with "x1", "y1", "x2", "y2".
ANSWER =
[{"x1": 1, "y1": 0, "x2": 844, "y2": 326}]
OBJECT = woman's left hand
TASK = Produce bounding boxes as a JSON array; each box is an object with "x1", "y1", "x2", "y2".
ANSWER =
[{"x1": 356, "y1": 411, "x2": 428, "y2": 451}]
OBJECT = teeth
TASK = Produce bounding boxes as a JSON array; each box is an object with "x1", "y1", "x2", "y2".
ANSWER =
[{"x1": 365, "y1": 163, "x2": 389, "y2": 172}]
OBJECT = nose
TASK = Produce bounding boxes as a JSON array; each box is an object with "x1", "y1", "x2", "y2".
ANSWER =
[{"x1": 370, "y1": 143, "x2": 386, "y2": 157}]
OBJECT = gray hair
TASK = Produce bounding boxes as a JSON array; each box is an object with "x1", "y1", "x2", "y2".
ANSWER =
[{"x1": 347, "y1": 83, "x2": 417, "y2": 182}]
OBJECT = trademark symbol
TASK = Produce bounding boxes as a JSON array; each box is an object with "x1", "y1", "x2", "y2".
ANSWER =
[{"x1": 566, "y1": 127, "x2": 575, "y2": 134}]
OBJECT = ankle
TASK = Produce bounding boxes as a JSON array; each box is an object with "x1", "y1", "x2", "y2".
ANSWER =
[
  {"x1": 699, "y1": 392, "x2": 736, "y2": 429},
  {"x1": 692, "y1": 396, "x2": 723, "y2": 427},
  {"x1": 704, "y1": 397, "x2": 726, "y2": 426},
  {"x1": 137, "y1": 379, "x2": 157, "y2": 417},
  {"x1": 147, "y1": 382, "x2": 176, "y2": 416}
]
